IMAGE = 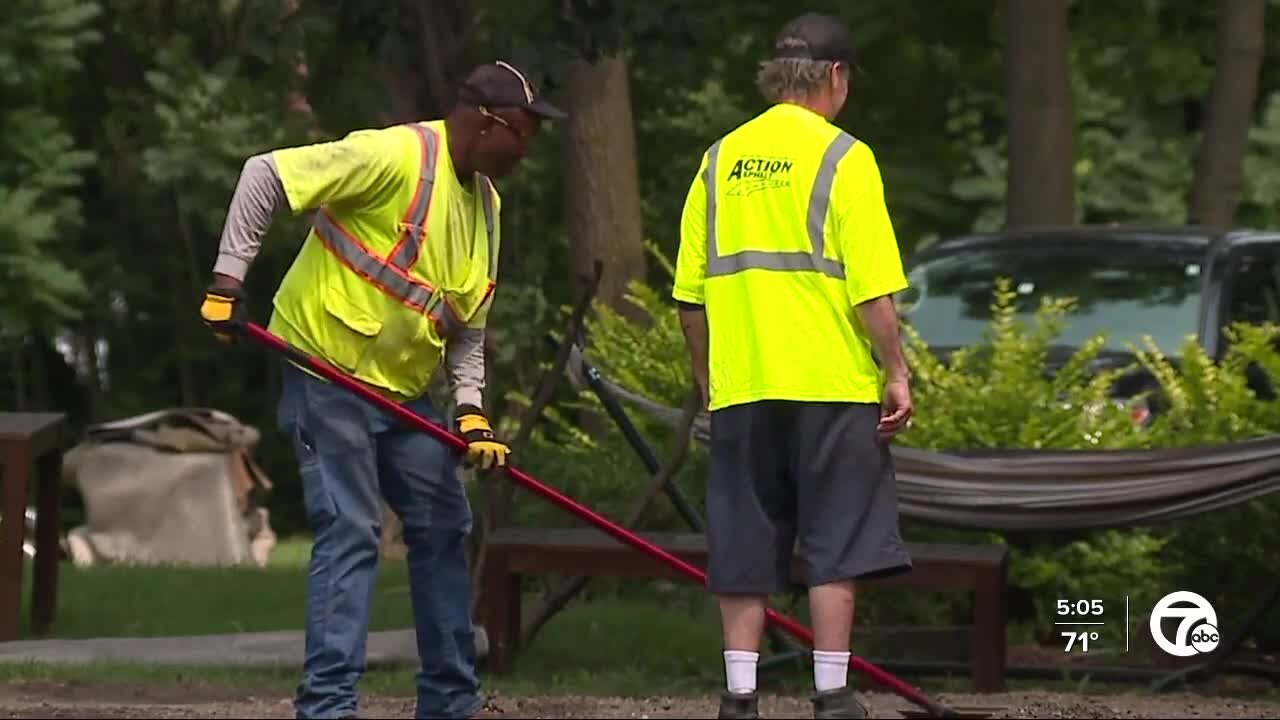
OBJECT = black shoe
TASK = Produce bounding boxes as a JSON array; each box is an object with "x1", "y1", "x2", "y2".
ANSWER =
[
  {"x1": 718, "y1": 690, "x2": 760, "y2": 719},
  {"x1": 811, "y1": 686, "x2": 868, "y2": 719}
]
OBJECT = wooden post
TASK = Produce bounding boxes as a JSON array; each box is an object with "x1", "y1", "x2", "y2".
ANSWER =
[
  {"x1": 972, "y1": 552, "x2": 1009, "y2": 692},
  {"x1": 0, "y1": 412, "x2": 66, "y2": 642}
]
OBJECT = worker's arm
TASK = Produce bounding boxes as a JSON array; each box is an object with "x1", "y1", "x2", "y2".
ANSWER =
[
  {"x1": 446, "y1": 180, "x2": 502, "y2": 411},
  {"x1": 445, "y1": 328, "x2": 486, "y2": 410},
  {"x1": 835, "y1": 142, "x2": 913, "y2": 436},
  {"x1": 211, "y1": 154, "x2": 287, "y2": 288},
  {"x1": 855, "y1": 295, "x2": 909, "y2": 384},
  {"x1": 677, "y1": 302, "x2": 710, "y2": 409},
  {"x1": 672, "y1": 151, "x2": 711, "y2": 407},
  {"x1": 210, "y1": 128, "x2": 406, "y2": 288}
]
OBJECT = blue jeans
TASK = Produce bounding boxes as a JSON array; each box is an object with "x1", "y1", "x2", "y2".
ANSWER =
[{"x1": 277, "y1": 362, "x2": 483, "y2": 719}]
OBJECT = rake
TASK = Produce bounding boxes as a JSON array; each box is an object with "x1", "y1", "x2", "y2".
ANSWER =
[{"x1": 239, "y1": 320, "x2": 995, "y2": 719}]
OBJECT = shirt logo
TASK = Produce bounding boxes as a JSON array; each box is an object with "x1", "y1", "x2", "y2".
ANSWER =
[{"x1": 725, "y1": 156, "x2": 793, "y2": 196}]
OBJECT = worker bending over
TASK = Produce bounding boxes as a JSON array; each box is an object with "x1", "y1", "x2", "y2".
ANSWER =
[
  {"x1": 200, "y1": 61, "x2": 564, "y2": 720},
  {"x1": 672, "y1": 12, "x2": 914, "y2": 720}
]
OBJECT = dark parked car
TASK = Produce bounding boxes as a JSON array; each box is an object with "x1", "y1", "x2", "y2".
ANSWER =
[{"x1": 895, "y1": 224, "x2": 1280, "y2": 412}]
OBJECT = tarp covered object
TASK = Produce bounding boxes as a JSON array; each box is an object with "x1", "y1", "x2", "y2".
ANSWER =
[
  {"x1": 61, "y1": 407, "x2": 277, "y2": 567},
  {"x1": 564, "y1": 345, "x2": 1280, "y2": 532}
]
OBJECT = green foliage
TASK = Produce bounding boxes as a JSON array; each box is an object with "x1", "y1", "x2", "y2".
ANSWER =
[
  {"x1": 581, "y1": 243, "x2": 695, "y2": 409},
  {"x1": 0, "y1": 187, "x2": 89, "y2": 328},
  {"x1": 900, "y1": 278, "x2": 1145, "y2": 451},
  {"x1": 1240, "y1": 91, "x2": 1280, "y2": 229},
  {"x1": 949, "y1": 70, "x2": 1198, "y2": 231},
  {"x1": 1072, "y1": 75, "x2": 1197, "y2": 225},
  {"x1": 0, "y1": 0, "x2": 100, "y2": 334},
  {"x1": 139, "y1": 38, "x2": 292, "y2": 232},
  {"x1": 0, "y1": 0, "x2": 102, "y2": 88},
  {"x1": 1125, "y1": 321, "x2": 1280, "y2": 648},
  {"x1": 1132, "y1": 322, "x2": 1280, "y2": 445}
]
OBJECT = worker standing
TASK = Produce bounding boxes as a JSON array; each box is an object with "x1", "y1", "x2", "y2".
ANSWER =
[
  {"x1": 672, "y1": 13, "x2": 914, "y2": 720},
  {"x1": 199, "y1": 61, "x2": 564, "y2": 720}
]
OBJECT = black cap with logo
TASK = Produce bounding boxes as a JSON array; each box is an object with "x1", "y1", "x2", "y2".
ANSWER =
[
  {"x1": 458, "y1": 61, "x2": 566, "y2": 120},
  {"x1": 770, "y1": 12, "x2": 857, "y2": 67}
]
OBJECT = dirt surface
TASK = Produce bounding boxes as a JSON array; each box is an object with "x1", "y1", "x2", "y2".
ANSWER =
[{"x1": 3, "y1": 682, "x2": 1280, "y2": 719}]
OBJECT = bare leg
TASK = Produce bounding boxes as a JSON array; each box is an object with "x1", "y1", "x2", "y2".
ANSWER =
[
  {"x1": 810, "y1": 579, "x2": 856, "y2": 695},
  {"x1": 719, "y1": 593, "x2": 767, "y2": 702},
  {"x1": 721, "y1": 594, "x2": 768, "y2": 650},
  {"x1": 810, "y1": 579, "x2": 855, "y2": 651}
]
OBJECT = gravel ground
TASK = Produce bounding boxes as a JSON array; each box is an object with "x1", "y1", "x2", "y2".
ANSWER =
[{"x1": 3, "y1": 683, "x2": 1280, "y2": 719}]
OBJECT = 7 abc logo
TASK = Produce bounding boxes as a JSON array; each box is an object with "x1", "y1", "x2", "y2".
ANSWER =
[{"x1": 1149, "y1": 591, "x2": 1220, "y2": 657}]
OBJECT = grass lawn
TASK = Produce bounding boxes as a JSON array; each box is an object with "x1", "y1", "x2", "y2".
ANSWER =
[
  {"x1": 2, "y1": 536, "x2": 779, "y2": 698},
  {"x1": 14, "y1": 538, "x2": 415, "y2": 638}
]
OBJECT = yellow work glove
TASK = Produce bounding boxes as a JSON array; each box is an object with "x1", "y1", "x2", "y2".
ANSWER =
[
  {"x1": 456, "y1": 404, "x2": 510, "y2": 470},
  {"x1": 200, "y1": 283, "x2": 246, "y2": 343}
]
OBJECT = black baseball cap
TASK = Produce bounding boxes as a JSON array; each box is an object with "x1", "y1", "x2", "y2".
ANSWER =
[
  {"x1": 458, "y1": 61, "x2": 566, "y2": 120},
  {"x1": 771, "y1": 12, "x2": 857, "y2": 67}
]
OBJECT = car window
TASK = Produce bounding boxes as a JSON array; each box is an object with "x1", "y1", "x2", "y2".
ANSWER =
[
  {"x1": 898, "y1": 246, "x2": 1205, "y2": 356},
  {"x1": 1223, "y1": 249, "x2": 1280, "y2": 327}
]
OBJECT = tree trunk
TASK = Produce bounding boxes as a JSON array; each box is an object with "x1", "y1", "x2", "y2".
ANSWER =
[
  {"x1": 1004, "y1": 0, "x2": 1075, "y2": 228},
  {"x1": 1188, "y1": 0, "x2": 1265, "y2": 230},
  {"x1": 561, "y1": 52, "x2": 647, "y2": 321},
  {"x1": 413, "y1": 0, "x2": 474, "y2": 118}
]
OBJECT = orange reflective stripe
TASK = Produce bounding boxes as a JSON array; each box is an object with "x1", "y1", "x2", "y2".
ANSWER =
[
  {"x1": 313, "y1": 210, "x2": 462, "y2": 337},
  {"x1": 309, "y1": 122, "x2": 495, "y2": 339},
  {"x1": 388, "y1": 124, "x2": 439, "y2": 270},
  {"x1": 480, "y1": 176, "x2": 498, "y2": 278}
]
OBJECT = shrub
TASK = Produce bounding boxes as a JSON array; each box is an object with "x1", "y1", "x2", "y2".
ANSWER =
[
  {"x1": 1127, "y1": 322, "x2": 1280, "y2": 649},
  {"x1": 899, "y1": 277, "x2": 1147, "y2": 452}
]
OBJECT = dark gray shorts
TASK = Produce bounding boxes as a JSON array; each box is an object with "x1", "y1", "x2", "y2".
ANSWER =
[{"x1": 705, "y1": 400, "x2": 913, "y2": 595}]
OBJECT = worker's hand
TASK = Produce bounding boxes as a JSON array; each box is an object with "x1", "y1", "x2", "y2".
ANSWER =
[
  {"x1": 878, "y1": 378, "x2": 913, "y2": 440},
  {"x1": 456, "y1": 404, "x2": 511, "y2": 470},
  {"x1": 200, "y1": 282, "x2": 246, "y2": 343}
]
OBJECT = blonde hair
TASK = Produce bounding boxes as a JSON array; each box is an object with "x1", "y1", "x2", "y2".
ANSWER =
[{"x1": 755, "y1": 58, "x2": 836, "y2": 103}]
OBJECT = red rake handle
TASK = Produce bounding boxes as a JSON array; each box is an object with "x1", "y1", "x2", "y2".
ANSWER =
[{"x1": 239, "y1": 321, "x2": 958, "y2": 719}]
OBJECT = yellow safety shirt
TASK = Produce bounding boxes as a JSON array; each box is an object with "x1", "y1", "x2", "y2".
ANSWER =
[
  {"x1": 672, "y1": 103, "x2": 906, "y2": 412},
  {"x1": 267, "y1": 119, "x2": 500, "y2": 400}
]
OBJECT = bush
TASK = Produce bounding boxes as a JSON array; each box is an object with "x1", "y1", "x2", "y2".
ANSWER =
[
  {"x1": 900, "y1": 278, "x2": 1147, "y2": 452},
  {"x1": 1127, "y1": 322, "x2": 1280, "y2": 649},
  {"x1": 900, "y1": 282, "x2": 1280, "y2": 651}
]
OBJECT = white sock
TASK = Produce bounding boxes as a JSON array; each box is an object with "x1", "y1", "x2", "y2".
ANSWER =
[
  {"x1": 724, "y1": 650, "x2": 759, "y2": 694},
  {"x1": 814, "y1": 650, "x2": 850, "y2": 692}
]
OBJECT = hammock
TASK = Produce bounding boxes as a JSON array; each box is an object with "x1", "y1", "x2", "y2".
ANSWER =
[{"x1": 563, "y1": 344, "x2": 1280, "y2": 532}]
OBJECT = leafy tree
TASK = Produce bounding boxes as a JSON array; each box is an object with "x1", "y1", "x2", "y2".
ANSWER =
[{"x1": 0, "y1": 0, "x2": 101, "y2": 410}]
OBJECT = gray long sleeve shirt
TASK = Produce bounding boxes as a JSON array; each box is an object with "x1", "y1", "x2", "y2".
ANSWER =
[{"x1": 214, "y1": 153, "x2": 487, "y2": 410}]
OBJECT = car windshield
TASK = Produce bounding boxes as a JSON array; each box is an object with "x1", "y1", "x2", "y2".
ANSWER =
[{"x1": 897, "y1": 244, "x2": 1205, "y2": 357}]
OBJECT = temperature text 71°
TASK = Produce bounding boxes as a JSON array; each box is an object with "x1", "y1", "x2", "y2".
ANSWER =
[{"x1": 1062, "y1": 631, "x2": 1099, "y2": 652}]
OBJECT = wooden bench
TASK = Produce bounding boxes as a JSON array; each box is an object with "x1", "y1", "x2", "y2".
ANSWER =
[
  {"x1": 479, "y1": 526, "x2": 1008, "y2": 692},
  {"x1": 0, "y1": 412, "x2": 67, "y2": 642}
]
